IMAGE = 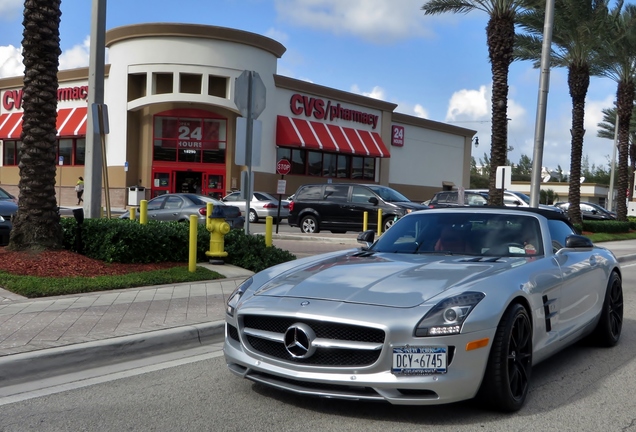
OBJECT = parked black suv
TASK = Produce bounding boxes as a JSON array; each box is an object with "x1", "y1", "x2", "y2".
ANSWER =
[{"x1": 288, "y1": 183, "x2": 429, "y2": 233}]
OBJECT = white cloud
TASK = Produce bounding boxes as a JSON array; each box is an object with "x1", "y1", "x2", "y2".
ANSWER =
[
  {"x1": 274, "y1": 0, "x2": 433, "y2": 42},
  {"x1": 0, "y1": 45, "x2": 23, "y2": 78},
  {"x1": 350, "y1": 84, "x2": 385, "y2": 100},
  {"x1": 414, "y1": 104, "x2": 428, "y2": 118},
  {"x1": 264, "y1": 28, "x2": 289, "y2": 44},
  {"x1": 0, "y1": 37, "x2": 93, "y2": 79},
  {"x1": 0, "y1": 0, "x2": 22, "y2": 21},
  {"x1": 59, "y1": 36, "x2": 91, "y2": 70},
  {"x1": 445, "y1": 86, "x2": 490, "y2": 121}
]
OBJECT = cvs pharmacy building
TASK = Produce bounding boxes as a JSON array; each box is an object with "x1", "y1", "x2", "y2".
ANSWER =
[{"x1": 0, "y1": 23, "x2": 475, "y2": 207}]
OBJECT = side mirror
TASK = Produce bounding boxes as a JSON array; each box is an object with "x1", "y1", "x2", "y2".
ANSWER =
[
  {"x1": 565, "y1": 235, "x2": 593, "y2": 249},
  {"x1": 368, "y1": 197, "x2": 379, "y2": 205},
  {"x1": 357, "y1": 229, "x2": 375, "y2": 249}
]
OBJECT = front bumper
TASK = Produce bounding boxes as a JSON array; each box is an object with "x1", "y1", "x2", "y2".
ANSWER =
[{"x1": 224, "y1": 321, "x2": 494, "y2": 405}]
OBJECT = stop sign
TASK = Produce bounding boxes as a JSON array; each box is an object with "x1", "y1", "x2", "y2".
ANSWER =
[{"x1": 276, "y1": 159, "x2": 291, "y2": 175}]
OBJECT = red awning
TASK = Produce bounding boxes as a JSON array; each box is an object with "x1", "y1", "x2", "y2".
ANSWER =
[
  {"x1": 276, "y1": 116, "x2": 390, "y2": 158},
  {"x1": 0, "y1": 107, "x2": 87, "y2": 140}
]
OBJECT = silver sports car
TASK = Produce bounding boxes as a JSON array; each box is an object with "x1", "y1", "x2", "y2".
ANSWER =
[{"x1": 224, "y1": 207, "x2": 623, "y2": 412}]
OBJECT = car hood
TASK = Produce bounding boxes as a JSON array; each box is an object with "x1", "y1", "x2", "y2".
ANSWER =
[
  {"x1": 255, "y1": 251, "x2": 517, "y2": 308},
  {"x1": 390, "y1": 201, "x2": 429, "y2": 211}
]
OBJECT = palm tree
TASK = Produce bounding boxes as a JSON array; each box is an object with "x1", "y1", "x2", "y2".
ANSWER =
[
  {"x1": 422, "y1": 0, "x2": 529, "y2": 206},
  {"x1": 514, "y1": 0, "x2": 609, "y2": 225},
  {"x1": 8, "y1": 0, "x2": 64, "y2": 250},
  {"x1": 597, "y1": 2, "x2": 636, "y2": 221},
  {"x1": 597, "y1": 106, "x2": 636, "y2": 198}
]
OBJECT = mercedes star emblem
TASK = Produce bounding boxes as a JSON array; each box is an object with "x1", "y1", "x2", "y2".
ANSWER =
[{"x1": 284, "y1": 323, "x2": 317, "y2": 359}]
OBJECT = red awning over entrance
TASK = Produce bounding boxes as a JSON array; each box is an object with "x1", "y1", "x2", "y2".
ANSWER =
[
  {"x1": 276, "y1": 116, "x2": 390, "y2": 158},
  {"x1": 0, "y1": 107, "x2": 88, "y2": 139}
]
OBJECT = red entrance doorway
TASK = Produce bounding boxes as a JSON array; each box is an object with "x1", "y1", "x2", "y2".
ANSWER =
[{"x1": 151, "y1": 168, "x2": 225, "y2": 198}]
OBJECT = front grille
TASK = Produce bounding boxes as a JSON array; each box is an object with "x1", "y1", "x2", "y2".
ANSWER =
[
  {"x1": 241, "y1": 314, "x2": 385, "y2": 367},
  {"x1": 242, "y1": 315, "x2": 385, "y2": 343}
]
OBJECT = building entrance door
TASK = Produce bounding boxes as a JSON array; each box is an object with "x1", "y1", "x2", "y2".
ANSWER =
[{"x1": 175, "y1": 171, "x2": 202, "y2": 194}]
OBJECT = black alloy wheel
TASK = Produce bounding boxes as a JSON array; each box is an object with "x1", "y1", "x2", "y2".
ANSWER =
[
  {"x1": 477, "y1": 303, "x2": 533, "y2": 412},
  {"x1": 589, "y1": 272, "x2": 623, "y2": 347}
]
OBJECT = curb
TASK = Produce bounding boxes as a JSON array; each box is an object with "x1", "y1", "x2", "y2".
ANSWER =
[
  {"x1": 617, "y1": 253, "x2": 636, "y2": 263},
  {"x1": 271, "y1": 233, "x2": 360, "y2": 244},
  {"x1": 0, "y1": 321, "x2": 225, "y2": 388}
]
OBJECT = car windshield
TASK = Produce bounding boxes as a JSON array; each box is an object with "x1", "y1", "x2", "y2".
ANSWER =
[
  {"x1": 369, "y1": 211, "x2": 544, "y2": 257},
  {"x1": 367, "y1": 186, "x2": 411, "y2": 202},
  {"x1": 0, "y1": 188, "x2": 13, "y2": 199},
  {"x1": 509, "y1": 191, "x2": 531, "y2": 204}
]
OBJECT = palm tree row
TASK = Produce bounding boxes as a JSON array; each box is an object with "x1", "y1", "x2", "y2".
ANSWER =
[{"x1": 422, "y1": 0, "x2": 636, "y2": 223}]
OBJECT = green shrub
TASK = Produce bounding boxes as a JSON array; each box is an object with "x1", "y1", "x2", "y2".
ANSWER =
[
  {"x1": 61, "y1": 218, "x2": 295, "y2": 272},
  {"x1": 581, "y1": 220, "x2": 630, "y2": 234}
]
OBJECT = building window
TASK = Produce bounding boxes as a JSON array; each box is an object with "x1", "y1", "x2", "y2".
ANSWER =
[
  {"x1": 276, "y1": 147, "x2": 375, "y2": 180},
  {"x1": 153, "y1": 110, "x2": 227, "y2": 164},
  {"x1": 2, "y1": 140, "x2": 20, "y2": 166},
  {"x1": 3, "y1": 138, "x2": 85, "y2": 166}
]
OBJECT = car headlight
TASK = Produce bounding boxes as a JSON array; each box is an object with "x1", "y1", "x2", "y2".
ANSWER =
[
  {"x1": 226, "y1": 277, "x2": 253, "y2": 317},
  {"x1": 415, "y1": 292, "x2": 485, "y2": 337}
]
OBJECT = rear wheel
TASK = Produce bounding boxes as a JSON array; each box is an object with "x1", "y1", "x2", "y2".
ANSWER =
[
  {"x1": 588, "y1": 272, "x2": 623, "y2": 347},
  {"x1": 477, "y1": 303, "x2": 532, "y2": 412},
  {"x1": 300, "y1": 215, "x2": 319, "y2": 234},
  {"x1": 248, "y1": 209, "x2": 258, "y2": 223}
]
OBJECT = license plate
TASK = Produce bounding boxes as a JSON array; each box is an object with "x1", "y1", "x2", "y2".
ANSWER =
[{"x1": 392, "y1": 346, "x2": 447, "y2": 375}]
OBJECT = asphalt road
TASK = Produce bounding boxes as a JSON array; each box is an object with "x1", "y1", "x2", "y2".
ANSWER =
[{"x1": 1, "y1": 264, "x2": 635, "y2": 431}]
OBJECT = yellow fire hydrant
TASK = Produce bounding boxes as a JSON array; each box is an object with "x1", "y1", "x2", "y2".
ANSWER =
[{"x1": 205, "y1": 202, "x2": 230, "y2": 264}]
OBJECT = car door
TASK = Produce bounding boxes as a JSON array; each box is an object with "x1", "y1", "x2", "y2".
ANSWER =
[
  {"x1": 320, "y1": 184, "x2": 350, "y2": 229},
  {"x1": 549, "y1": 219, "x2": 606, "y2": 341},
  {"x1": 144, "y1": 196, "x2": 167, "y2": 220},
  {"x1": 348, "y1": 185, "x2": 380, "y2": 229},
  {"x1": 154, "y1": 195, "x2": 185, "y2": 221}
]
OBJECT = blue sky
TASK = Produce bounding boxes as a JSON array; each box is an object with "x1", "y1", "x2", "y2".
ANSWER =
[{"x1": 0, "y1": 0, "x2": 623, "y2": 178}]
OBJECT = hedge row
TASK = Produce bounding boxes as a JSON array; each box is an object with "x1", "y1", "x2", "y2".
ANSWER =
[{"x1": 60, "y1": 218, "x2": 296, "y2": 273}]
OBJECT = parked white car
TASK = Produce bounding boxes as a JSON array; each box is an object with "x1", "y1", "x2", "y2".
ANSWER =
[{"x1": 222, "y1": 191, "x2": 290, "y2": 223}]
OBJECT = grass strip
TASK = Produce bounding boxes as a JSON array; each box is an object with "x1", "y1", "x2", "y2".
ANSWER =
[{"x1": 0, "y1": 266, "x2": 222, "y2": 298}]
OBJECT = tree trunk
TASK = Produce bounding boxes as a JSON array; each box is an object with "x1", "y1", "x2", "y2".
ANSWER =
[
  {"x1": 486, "y1": 14, "x2": 514, "y2": 206},
  {"x1": 566, "y1": 64, "x2": 590, "y2": 225},
  {"x1": 615, "y1": 80, "x2": 635, "y2": 221},
  {"x1": 8, "y1": 0, "x2": 64, "y2": 250}
]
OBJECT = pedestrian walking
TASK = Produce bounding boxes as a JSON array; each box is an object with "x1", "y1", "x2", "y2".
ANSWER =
[{"x1": 75, "y1": 176, "x2": 84, "y2": 205}]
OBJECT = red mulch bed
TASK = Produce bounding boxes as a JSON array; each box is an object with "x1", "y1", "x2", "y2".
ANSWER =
[{"x1": 0, "y1": 247, "x2": 183, "y2": 278}]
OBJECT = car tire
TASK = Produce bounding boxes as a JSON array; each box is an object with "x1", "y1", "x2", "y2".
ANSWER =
[
  {"x1": 477, "y1": 303, "x2": 532, "y2": 412},
  {"x1": 300, "y1": 215, "x2": 319, "y2": 234},
  {"x1": 588, "y1": 272, "x2": 623, "y2": 347},
  {"x1": 248, "y1": 209, "x2": 258, "y2": 224},
  {"x1": 383, "y1": 216, "x2": 397, "y2": 232}
]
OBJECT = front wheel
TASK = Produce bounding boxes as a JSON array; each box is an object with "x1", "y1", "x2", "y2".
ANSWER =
[
  {"x1": 248, "y1": 209, "x2": 258, "y2": 223},
  {"x1": 300, "y1": 215, "x2": 320, "y2": 234},
  {"x1": 383, "y1": 216, "x2": 397, "y2": 232},
  {"x1": 477, "y1": 303, "x2": 532, "y2": 412}
]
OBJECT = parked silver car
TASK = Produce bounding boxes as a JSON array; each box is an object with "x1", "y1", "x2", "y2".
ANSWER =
[
  {"x1": 224, "y1": 207, "x2": 622, "y2": 412},
  {"x1": 120, "y1": 193, "x2": 244, "y2": 229},
  {"x1": 222, "y1": 191, "x2": 290, "y2": 223}
]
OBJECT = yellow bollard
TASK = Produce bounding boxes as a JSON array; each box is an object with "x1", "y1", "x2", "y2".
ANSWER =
[
  {"x1": 130, "y1": 207, "x2": 137, "y2": 221},
  {"x1": 188, "y1": 214, "x2": 198, "y2": 273},
  {"x1": 265, "y1": 216, "x2": 273, "y2": 247},
  {"x1": 377, "y1": 208, "x2": 383, "y2": 237},
  {"x1": 139, "y1": 200, "x2": 148, "y2": 225},
  {"x1": 363, "y1": 211, "x2": 368, "y2": 231}
]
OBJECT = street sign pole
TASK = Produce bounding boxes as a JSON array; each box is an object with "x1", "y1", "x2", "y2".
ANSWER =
[{"x1": 244, "y1": 72, "x2": 254, "y2": 236}]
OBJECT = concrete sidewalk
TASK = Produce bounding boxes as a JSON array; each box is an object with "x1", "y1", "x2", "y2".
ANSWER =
[
  {"x1": 1, "y1": 237, "x2": 636, "y2": 388},
  {"x1": 0, "y1": 263, "x2": 253, "y2": 386}
]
